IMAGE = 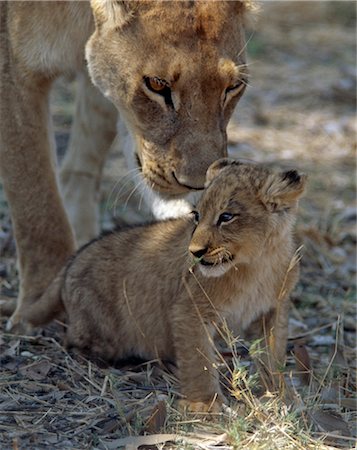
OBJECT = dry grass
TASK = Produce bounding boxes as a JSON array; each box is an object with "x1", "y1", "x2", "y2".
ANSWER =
[{"x1": 0, "y1": 2, "x2": 356, "y2": 449}]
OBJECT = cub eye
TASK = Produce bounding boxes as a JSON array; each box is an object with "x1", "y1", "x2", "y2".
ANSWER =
[
  {"x1": 192, "y1": 210, "x2": 200, "y2": 224},
  {"x1": 217, "y1": 212, "x2": 234, "y2": 225},
  {"x1": 144, "y1": 76, "x2": 173, "y2": 107}
]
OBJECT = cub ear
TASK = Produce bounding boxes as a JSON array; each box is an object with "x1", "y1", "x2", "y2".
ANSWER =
[
  {"x1": 259, "y1": 169, "x2": 307, "y2": 212},
  {"x1": 205, "y1": 158, "x2": 241, "y2": 186},
  {"x1": 90, "y1": 0, "x2": 135, "y2": 28}
]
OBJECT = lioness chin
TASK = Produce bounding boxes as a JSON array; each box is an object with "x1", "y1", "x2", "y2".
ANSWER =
[{"x1": 19, "y1": 159, "x2": 306, "y2": 412}]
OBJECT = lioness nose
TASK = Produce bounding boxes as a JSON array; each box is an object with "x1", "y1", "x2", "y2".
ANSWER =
[{"x1": 189, "y1": 246, "x2": 208, "y2": 259}]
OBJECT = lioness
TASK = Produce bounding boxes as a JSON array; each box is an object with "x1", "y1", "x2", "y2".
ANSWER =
[
  {"x1": 0, "y1": 1, "x2": 250, "y2": 325},
  {"x1": 20, "y1": 159, "x2": 306, "y2": 412}
]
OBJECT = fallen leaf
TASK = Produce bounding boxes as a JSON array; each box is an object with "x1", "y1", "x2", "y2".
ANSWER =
[
  {"x1": 0, "y1": 400, "x2": 18, "y2": 411},
  {"x1": 293, "y1": 343, "x2": 312, "y2": 385},
  {"x1": 145, "y1": 400, "x2": 167, "y2": 433},
  {"x1": 95, "y1": 417, "x2": 120, "y2": 434},
  {"x1": 310, "y1": 409, "x2": 351, "y2": 436},
  {"x1": 181, "y1": 432, "x2": 228, "y2": 446},
  {"x1": 102, "y1": 434, "x2": 177, "y2": 449},
  {"x1": 320, "y1": 386, "x2": 340, "y2": 403},
  {"x1": 19, "y1": 359, "x2": 51, "y2": 381},
  {"x1": 340, "y1": 398, "x2": 357, "y2": 410},
  {"x1": 0, "y1": 355, "x2": 18, "y2": 371},
  {"x1": 4, "y1": 339, "x2": 20, "y2": 357},
  {"x1": 328, "y1": 345, "x2": 348, "y2": 370},
  {"x1": 102, "y1": 432, "x2": 228, "y2": 449}
]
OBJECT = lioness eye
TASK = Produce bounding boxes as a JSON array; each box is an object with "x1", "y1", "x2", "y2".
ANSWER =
[
  {"x1": 192, "y1": 210, "x2": 200, "y2": 224},
  {"x1": 217, "y1": 212, "x2": 234, "y2": 225},
  {"x1": 146, "y1": 77, "x2": 167, "y2": 92},
  {"x1": 224, "y1": 80, "x2": 246, "y2": 100},
  {"x1": 144, "y1": 76, "x2": 173, "y2": 107}
]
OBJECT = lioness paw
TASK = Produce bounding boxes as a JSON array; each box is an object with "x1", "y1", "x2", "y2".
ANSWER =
[{"x1": 6, "y1": 313, "x2": 34, "y2": 334}]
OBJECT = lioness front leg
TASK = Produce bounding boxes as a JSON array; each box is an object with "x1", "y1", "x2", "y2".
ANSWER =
[
  {"x1": 60, "y1": 71, "x2": 117, "y2": 245},
  {"x1": 0, "y1": 66, "x2": 75, "y2": 327},
  {"x1": 173, "y1": 311, "x2": 225, "y2": 413}
]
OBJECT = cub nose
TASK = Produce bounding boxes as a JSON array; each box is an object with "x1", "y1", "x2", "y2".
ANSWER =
[{"x1": 189, "y1": 246, "x2": 208, "y2": 259}]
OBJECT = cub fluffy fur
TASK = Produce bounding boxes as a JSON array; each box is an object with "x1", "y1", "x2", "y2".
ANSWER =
[{"x1": 21, "y1": 159, "x2": 306, "y2": 412}]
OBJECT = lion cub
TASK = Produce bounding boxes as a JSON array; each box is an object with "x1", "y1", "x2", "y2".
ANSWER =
[{"x1": 22, "y1": 159, "x2": 306, "y2": 412}]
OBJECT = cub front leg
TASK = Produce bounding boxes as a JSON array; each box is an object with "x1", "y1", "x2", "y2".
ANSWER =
[
  {"x1": 173, "y1": 307, "x2": 225, "y2": 413},
  {"x1": 245, "y1": 265, "x2": 298, "y2": 393},
  {"x1": 246, "y1": 300, "x2": 290, "y2": 392}
]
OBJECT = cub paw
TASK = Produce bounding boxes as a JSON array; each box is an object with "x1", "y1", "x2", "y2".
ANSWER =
[{"x1": 178, "y1": 396, "x2": 225, "y2": 413}]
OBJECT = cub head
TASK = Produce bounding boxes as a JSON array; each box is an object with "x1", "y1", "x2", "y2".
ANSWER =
[
  {"x1": 86, "y1": 0, "x2": 250, "y2": 198},
  {"x1": 189, "y1": 158, "x2": 306, "y2": 277}
]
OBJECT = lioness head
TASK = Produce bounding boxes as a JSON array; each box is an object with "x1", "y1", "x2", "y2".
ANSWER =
[
  {"x1": 86, "y1": 0, "x2": 249, "y2": 197},
  {"x1": 189, "y1": 159, "x2": 306, "y2": 277}
]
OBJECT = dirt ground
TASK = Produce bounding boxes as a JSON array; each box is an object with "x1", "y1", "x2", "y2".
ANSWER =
[{"x1": 0, "y1": 2, "x2": 356, "y2": 449}]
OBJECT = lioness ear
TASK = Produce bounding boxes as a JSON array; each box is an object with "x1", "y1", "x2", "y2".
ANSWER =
[
  {"x1": 205, "y1": 158, "x2": 240, "y2": 186},
  {"x1": 259, "y1": 170, "x2": 307, "y2": 212},
  {"x1": 90, "y1": 0, "x2": 135, "y2": 28}
]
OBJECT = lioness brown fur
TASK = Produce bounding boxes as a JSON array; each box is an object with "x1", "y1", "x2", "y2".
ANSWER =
[
  {"x1": 21, "y1": 159, "x2": 306, "y2": 412},
  {"x1": 0, "y1": 1, "x2": 250, "y2": 326}
]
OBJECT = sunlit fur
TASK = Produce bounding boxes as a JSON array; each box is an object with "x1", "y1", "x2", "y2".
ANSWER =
[
  {"x1": 19, "y1": 160, "x2": 306, "y2": 413},
  {"x1": 190, "y1": 160, "x2": 306, "y2": 280},
  {"x1": 86, "y1": 0, "x2": 250, "y2": 194},
  {"x1": 1, "y1": 1, "x2": 250, "y2": 326}
]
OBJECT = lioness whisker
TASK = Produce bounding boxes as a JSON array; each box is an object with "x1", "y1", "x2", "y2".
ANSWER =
[
  {"x1": 113, "y1": 175, "x2": 143, "y2": 214},
  {"x1": 107, "y1": 167, "x2": 142, "y2": 212},
  {"x1": 122, "y1": 177, "x2": 147, "y2": 210},
  {"x1": 236, "y1": 30, "x2": 255, "y2": 60}
]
